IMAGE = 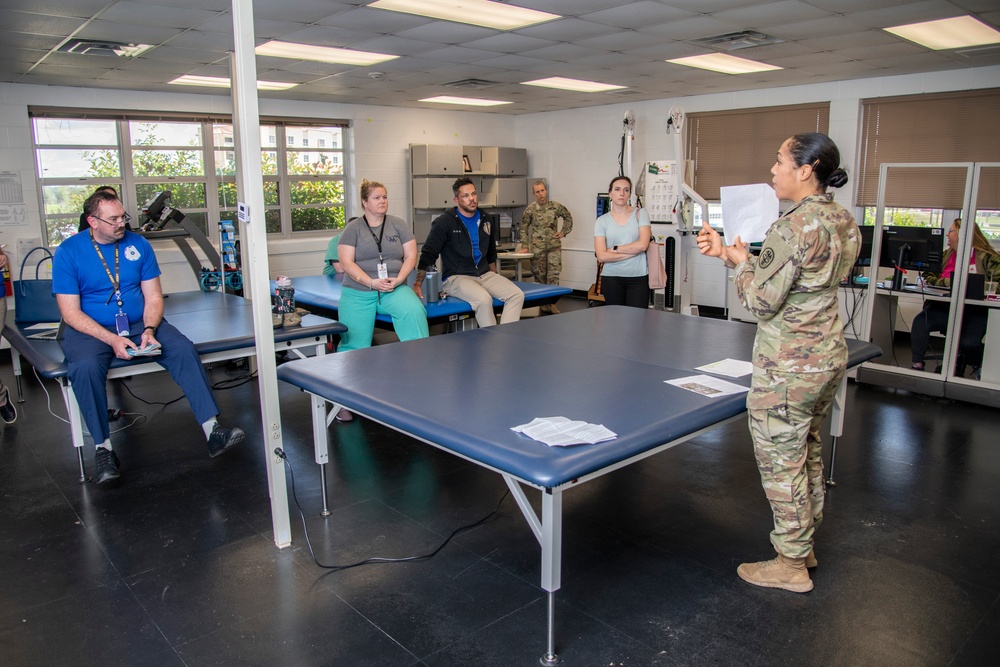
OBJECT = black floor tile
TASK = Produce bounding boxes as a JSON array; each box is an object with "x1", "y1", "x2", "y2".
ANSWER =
[
  {"x1": 5, "y1": 350, "x2": 1000, "y2": 666},
  {"x1": 0, "y1": 579, "x2": 179, "y2": 666}
]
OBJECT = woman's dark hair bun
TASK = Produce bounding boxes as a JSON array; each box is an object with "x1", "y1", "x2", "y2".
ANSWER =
[{"x1": 826, "y1": 168, "x2": 849, "y2": 189}]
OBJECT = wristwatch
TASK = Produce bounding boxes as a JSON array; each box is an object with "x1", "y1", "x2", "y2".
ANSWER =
[
  {"x1": 144, "y1": 325, "x2": 158, "y2": 335},
  {"x1": 613, "y1": 245, "x2": 618, "y2": 251}
]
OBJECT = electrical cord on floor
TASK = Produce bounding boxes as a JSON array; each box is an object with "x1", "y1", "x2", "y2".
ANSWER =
[
  {"x1": 275, "y1": 447, "x2": 510, "y2": 572},
  {"x1": 117, "y1": 370, "x2": 258, "y2": 408},
  {"x1": 31, "y1": 366, "x2": 146, "y2": 435}
]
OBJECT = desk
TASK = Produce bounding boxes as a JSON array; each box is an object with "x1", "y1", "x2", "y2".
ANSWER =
[
  {"x1": 496, "y1": 251, "x2": 533, "y2": 281},
  {"x1": 276, "y1": 307, "x2": 880, "y2": 663},
  {"x1": 280, "y1": 274, "x2": 570, "y2": 331},
  {"x1": 3, "y1": 291, "x2": 346, "y2": 481}
]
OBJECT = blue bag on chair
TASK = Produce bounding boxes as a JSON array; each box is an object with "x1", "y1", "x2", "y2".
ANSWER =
[{"x1": 14, "y1": 247, "x2": 61, "y2": 324}]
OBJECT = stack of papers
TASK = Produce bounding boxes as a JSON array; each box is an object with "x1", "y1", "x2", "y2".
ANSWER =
[{"x1": 512, "y1": 417, "x2": 616, "y2": 447}]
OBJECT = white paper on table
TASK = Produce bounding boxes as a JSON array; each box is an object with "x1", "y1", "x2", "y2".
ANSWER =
[
  {"x1": 720, "y1": 183, "x2": 779, "y2": 246},
  {"x1": 695, "y1": 358, "x2": 753, "y2": 378},
  {"x1": 512, "y1": 416, "x2": 617, "y2": 447},
  {"x1": 665, "y1": 374, "x2": 749, "y2": 398}
]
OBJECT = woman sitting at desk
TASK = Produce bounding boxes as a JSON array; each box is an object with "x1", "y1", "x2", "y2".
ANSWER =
[
  {"x1": 336, "y1": 179, "x2": 428, "y2": 353},
  {"x1": 911, "y1": 219, "x2": 1000, "y2": 375}
]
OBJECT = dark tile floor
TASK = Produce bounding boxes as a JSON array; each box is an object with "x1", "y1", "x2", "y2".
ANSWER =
[{"x1": 2, "y1": 297, "x2": 1000, "y2": 665}]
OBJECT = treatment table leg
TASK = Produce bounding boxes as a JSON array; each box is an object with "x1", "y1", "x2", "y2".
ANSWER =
[
  {"x1": 312, "y1": 393, "x2": 332, "y2": 515},
  {"x1": 825, "y1": 375, "x2": 848, "y2": 486},
  {"x1": 539, "y1": 490, "x2": 563, "y2": 665}
]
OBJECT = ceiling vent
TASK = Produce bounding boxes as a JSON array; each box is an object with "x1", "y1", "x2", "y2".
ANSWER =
[
  {"x1": 955, "y1": 44, "x2": 1000, "y2": 59},
  {"x1": 691, "y1": 31, "x2": 785, "y2": 51},
  {"x1": 443, "y1": 78, "x2": 502, "y2": 89},
  {"x1": 58, "y1": 39, "x2": 154, "y2": 58}
]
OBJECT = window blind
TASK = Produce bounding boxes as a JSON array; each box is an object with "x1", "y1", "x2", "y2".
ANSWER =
[
  {"x1": 686, "y1": 103, "x2": 829, "y2": 201},
  {"x1": 857, "y1": 89, "x2": 1000, "y2": 209}
]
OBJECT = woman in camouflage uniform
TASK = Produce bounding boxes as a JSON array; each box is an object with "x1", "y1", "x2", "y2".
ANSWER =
[{"x1": 697, "y1": 132, "x2": 860, "y2": 593}]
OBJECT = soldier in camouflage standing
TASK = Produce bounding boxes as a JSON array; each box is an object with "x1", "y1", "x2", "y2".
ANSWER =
[
  {"x1": 697, "y1": 132, "x2": 860, "y2": 593},
  {"x1": 520, "y1": 180, "x2": 573, "y2": 313}
]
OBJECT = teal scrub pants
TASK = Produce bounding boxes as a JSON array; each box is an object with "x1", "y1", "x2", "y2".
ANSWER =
[{"x1": 337, "y1": 284, "x2": 429, "y2": 351}]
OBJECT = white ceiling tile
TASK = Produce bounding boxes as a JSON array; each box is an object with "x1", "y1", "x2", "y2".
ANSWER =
[
  {"x1": 394, "y1": 21, "x2": 498, "y2": 45},
  {"x1": 5, "y1": 11, "x2": 88, "y2": 35},
  {"x1": 2, "y1": 1, "x2": 109, "y2": 17},
  {"x1": 351, "y1": 36, "x2": 442, "y2": 57},
  {"x1": 843, "y1": 0, "x2": 966, "y2": 29},
  {"x1": 765, "y1": 17, "x2": 870, "y2": 41},
  {"x1": 318, "y1": 6, "x2": 432, "y2": 33},
  {"x1": 517, "y1": 0, "x2": 634, "y2": 16},
  {"x1": 714, "y1": 1, "x2": 829, "y2": 27},
  {"x1": 637, "y1": 16, "x2": 746, "y2": 40},
  {"x1": 277, "y1": 25, "x2": 382, "y2": 48},
  {"x1": 575, "y1": 30, "x2": 675, "y2": 51},
  {"x1": 418, "y1": 45, "x2": 506, "y2": 65},
  {"x1": 98, "y1": 1, "x2": 224, "y2": 29},
  {"x1": 77, "y1": 20, "x2": 186, "y2": 44},
  {"x1": 195, "y1": 14, "x2": 308, "y2": 39},
  {"x1": 832, "y1": 42, "x2": 927, "y2": 60},
  {"x1": 162, "y1": 30, "x2": 235, "y2": 52},
  {"x1": 252, "y1": 0, "x2": 354, "y2": 23},
  {"x1": 472, "y1": 54, "x2": 553, "y2": 71},
  {"x1": 512, "y1": 18, "x2": 610, "y2": 42},
  {"x1": 458, "y1": 33, "x2": 558, "y2": 54},
  {"x1": 519, "y1": 43, "x2": 599, "y2": 62},
  {"x1": 580, "y1": 1, "x2": 696, "y2": 29}
]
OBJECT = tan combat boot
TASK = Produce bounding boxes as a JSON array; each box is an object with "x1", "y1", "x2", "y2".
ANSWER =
[
  {"x1": 737, "y1": 554, "x2": 813, "y2": 593},
  {"x1": 805, "y1": 549, "x2": 818, "y2": 569}
]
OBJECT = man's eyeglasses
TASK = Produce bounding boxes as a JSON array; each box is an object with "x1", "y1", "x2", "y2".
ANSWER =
[{"x1": 92, "y1": 213, "x2": 131, "y2": 227}]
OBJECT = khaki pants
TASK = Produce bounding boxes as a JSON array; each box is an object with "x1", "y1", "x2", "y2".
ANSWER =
[{"x1": 443, "y1": 272, "x2": 524, "y2": 327}]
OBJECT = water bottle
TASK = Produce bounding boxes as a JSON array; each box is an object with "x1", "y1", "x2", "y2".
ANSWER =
[
  {"x1": 425, "y1": 270, "x2": 441, "y2": 303},
  {"x1": 274, "y1": 275, "x2": 295, "y2": 313}
]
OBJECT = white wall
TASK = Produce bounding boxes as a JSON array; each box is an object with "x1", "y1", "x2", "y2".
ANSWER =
[
  {"x1": 513, "y1": 64, "x2": 1000, "y2": 294},
  {"x1": 3, "y1": 63, "x2": 999, "y2": 297}
]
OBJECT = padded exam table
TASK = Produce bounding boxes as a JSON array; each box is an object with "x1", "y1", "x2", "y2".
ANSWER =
[
  {"x1": 3, "y1": 291, "x2": 346, "y2": 481},
  {"x1": 276, "y1": 306, "x2": 881, "y2": 664},
  {"x1": 278, "y1": 273, "x2": 571, "y2": 330}
]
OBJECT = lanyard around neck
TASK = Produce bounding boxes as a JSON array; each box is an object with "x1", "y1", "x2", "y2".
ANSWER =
[
  {"x1": 363, "y1": 215, "x2": 386, "y2": 261},
  {"x1": 90, "y1": 231, "x2": 121, "y2": 307}
]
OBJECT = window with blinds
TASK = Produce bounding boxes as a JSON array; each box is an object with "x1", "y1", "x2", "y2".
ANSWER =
[
  {"x1": 686, "y1": 103, "x2": 830, "y2": 202},
  {"x1": 857, "y1": 89, "x2": 1000, "y2": 209}
]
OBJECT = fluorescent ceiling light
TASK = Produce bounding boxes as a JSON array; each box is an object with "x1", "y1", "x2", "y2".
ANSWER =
[
  {"x1": 521, "y1": 77, "x2": 625, "y2": 93},
  {"x1": 420, "y1": 95, "x2": 511, "y2": 107},
  {"x1": 884, "y1": 15, "x2": 1000, "y2": 50},
  {"x1": 370, "y1": 0, "x2": 559, "y2": 31},
  {"x1": 255, "y1": 40, "x2": 398, "y2": 66},
  {"x1": 667, "y1": 53, "x2": 782, "y2": 74},
  {"x1": 169, "y1": 75, "x2": 298, "y2": 91}
]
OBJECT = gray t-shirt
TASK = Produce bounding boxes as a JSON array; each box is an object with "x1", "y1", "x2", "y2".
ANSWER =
[{"x1": 338, "y1": 214, "x2": 414, "y2": 291}]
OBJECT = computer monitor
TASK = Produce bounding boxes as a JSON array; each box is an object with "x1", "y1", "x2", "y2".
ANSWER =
[
  {"x1": 855, "y1": 226, "x2": 875, "y2": 267},
  {"x1": 879, "y1": 226, "x2": 943, "y2": 274}
]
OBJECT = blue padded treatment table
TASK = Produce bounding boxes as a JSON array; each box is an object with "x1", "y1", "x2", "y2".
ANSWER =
[
  {"x1": 3, "y1": 291, "x2": 346, "y2": 481},
  {"x1": 275, "y1": 306, "x2": 881, "y2": 663},
  {"x1": 278, "y1": 274, "x2": 571, "y2": 329}
]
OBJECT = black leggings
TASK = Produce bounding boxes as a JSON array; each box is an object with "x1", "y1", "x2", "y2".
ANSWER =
[
  {"x1": 602, "y1": 275, "x2": 649, "y2": 309},
  {"x1": 911, "y1": 301, "x2": 988, "y2": 366}
]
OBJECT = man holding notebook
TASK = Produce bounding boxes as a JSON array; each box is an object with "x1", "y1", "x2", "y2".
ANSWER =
[{"x1": 52, "y1": 190, "x2": 244, "y2": 484}]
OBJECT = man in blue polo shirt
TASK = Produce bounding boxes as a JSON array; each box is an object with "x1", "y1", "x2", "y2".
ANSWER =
[{"x1": 53, "y1": 190, "x2": 244, "y2": 484}]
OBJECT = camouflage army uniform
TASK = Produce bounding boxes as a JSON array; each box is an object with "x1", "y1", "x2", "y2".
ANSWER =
[
  {"x1": 734, "y1": 193, "x2": 860, "y2": 560},
  {"x1": 521, "y1": 200, "x2": 573, "y2": 285}
]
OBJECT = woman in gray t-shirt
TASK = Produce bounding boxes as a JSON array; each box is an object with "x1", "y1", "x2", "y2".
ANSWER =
[{"x1": 336, "y1": 179, "x2": 429, "y2": 352}]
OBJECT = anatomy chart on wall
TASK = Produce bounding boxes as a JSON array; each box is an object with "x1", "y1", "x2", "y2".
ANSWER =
[{"x1": 643, "y1": 161, "x2": 679, "y2": 223}]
